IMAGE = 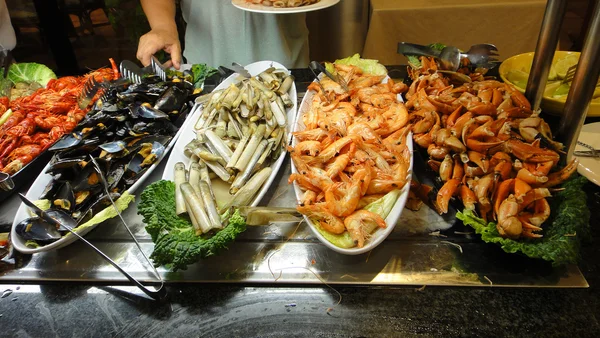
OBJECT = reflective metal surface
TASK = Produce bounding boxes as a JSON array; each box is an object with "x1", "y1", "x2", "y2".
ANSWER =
[{"x1": 0, "y1": 79, "x2": 589, "y2": 288}]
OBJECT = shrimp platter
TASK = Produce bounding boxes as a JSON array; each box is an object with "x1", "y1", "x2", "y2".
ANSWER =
[{"x1": 289, "y1": 61, "x2": 413, "y2": 253}]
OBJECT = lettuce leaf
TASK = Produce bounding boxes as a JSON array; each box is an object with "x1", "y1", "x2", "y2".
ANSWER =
[
  {"x1": 138, "y1": 180, "x2": 246, "y2": 271},
  {"x1": 6, "y1": 63, "x2": 57, "y2": 87},
  {"x1": 327, "y1": 53, "x2": 388, "y2": 76},
  {"x1": 456, "y1": 175, "x2": 590, "y2": 266}
]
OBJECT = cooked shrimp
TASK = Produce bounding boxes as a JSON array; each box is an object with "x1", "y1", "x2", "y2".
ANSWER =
[
  {"x1": 294, "y1": 141, "x2": 322, "y2": 156},
  {"x1": 297, "y1": 204, "x2": 346, "y2": 234},
  {"x1": 325, "y1": 168, "x2": 367, "y2": 217},
  {"x1": 343, "y1": 210, "x2": 387, "y2": 248}
]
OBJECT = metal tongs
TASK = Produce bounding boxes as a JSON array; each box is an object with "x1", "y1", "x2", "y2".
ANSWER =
[
  {"x1": 574, "y1": 141, "x2": 600, "y2": 158},
  {"x1": 19, "y1": 156, "x2": 166, "y2": 301},
  {"x1": 309, "y1": 60, "x2": 349, "y2": 92}
]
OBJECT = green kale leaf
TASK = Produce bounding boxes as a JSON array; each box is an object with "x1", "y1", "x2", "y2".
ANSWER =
[
  {"x1": 138, "y1": 180, "x2": 246, "y2": 271},
  {"x1": 456, "y1": 175, "x2": 590, "y2": 266}
]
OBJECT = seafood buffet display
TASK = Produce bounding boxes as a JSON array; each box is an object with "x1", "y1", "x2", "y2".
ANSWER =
[
  {"x1": 0, "y1": 61, "x2": 119, "y2": 175},
  {"x1": 12, "y1": 71, "x2": 202, "y2": 250},
  {"x1": 405, "y1": 57, "x2": 578, "y2": 240},
  {"x1": 289, "y1": 57, "x2": 412, "y2": 250}
]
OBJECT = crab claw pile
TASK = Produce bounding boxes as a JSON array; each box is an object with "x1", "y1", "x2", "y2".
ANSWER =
[{"x1": 406, "y1": 57, "x2": 577, "y2": 239}]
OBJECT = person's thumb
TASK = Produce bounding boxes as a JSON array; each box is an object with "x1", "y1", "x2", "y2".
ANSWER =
[{"x1": 168, "y1": 43, "x2": 182, "y2": 70}]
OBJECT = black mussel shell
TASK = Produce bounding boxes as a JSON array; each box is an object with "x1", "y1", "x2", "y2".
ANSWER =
[
  {"x1": 52, "y1": 181, "x2": 75, "y2": 212},
  {"x1": 130, "y1": 104, "x2": 169, "y2": 120},
  {"x1": 55, "y1": 140, "x2": 102, "y2": 161},
  {"x1": 48, "y1": 131, "x2": 84, "y2": 152},
  {"x1": 15, "y1": 209, "x2": 75, "y2": 244},
  {"x1": 45, "y1": 156, "x2": 87, "y2": 176},
  {"x1": 154, "y1": 85, "x2": 190, "y2": 113},
  {"x1": 79, "y1": 111, "x2": 111, "y2": 128},
  {"x1": 128, "y1": 135, "x2": 171, "y2": 149},
  {"x1": 72, "y1": 158, "x2": 109, "y2": 192},
  {"x1": 115, "y1": 121, "x2": 132, "y2": 138},
  {"x1": 173, "y1": 101, "x2": 193, "y2": 128},
  {"x1": 131, "y1": 119, "x2": 177, "y2": 136},
  {"x1": 74, "y1": 192, "x2": 121, "y2": 224},
  {"x1": 99, "y1": 141, "x2": 127, "y2": 154},
  {"x1": 117, "y1": 92, "x2": 158, "y2": 105},
  {"x1": 107, "y1": 159, "x2": 127, "y2": 191},
  {"x1": 122, "y1": 141, "x2": 166, "y2": 187},
  {"x1": 39, "y1": 177, "x2": 63, "y2": 200},
  {"x1": 16, "y1": 217, "x2": 62, "y2": 244}
]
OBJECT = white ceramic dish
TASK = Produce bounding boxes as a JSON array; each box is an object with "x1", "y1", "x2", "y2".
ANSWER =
[
  {"x1": 231, "y1": 0, "x2": 340, "y2": 14},
  {"x1": 10, "y1": 106, "x2": 195, "y2": 254},
  {"x1": 574, "y1": 122, "x2": 600, "y2": 186},
  {"x1": 290, "y1": 77, "x2": 414, "y2": 255},
  {"x1": 162, "y1": 60, "x2": 297, "y2": 210}
]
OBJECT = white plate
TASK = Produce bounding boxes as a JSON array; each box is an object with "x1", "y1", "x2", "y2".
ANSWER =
[
  {"x1": 574, "y1": 122, "x2": 600, "y2": 186},
  {"x1": 231, "y1": 0, "x2": 340, "y2": 14},
  {"x1": 162, "y1": 60, "x2": 297, "y2": 210},
  {"x1": 291, "y1": 77, "x2": 414, "y2": 255},
  {"x1": 10, "y1": 109, "x2": 192, "y2": 254}
]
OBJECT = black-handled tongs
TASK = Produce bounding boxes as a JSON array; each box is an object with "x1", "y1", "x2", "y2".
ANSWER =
[{"x1": 309, "y1": 60, "x2": 349, "y2": 92}]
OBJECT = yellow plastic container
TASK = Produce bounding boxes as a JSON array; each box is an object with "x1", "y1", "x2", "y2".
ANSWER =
[{"x1": 499, "y1": 51, "x2": 600, "y2": 117}]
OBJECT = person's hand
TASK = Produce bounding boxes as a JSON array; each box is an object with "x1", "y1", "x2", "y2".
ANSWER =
[{"x1": 136, "y1": 28, "x2": 182, "y2": 70}]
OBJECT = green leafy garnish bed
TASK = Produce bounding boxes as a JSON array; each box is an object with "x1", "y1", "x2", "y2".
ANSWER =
[
  {"x1": 138, "y1": 180, "x2": 246, "y2": 271},
  {"x1": 456, "y1": 175, "x2": 591, "y2": 266}
]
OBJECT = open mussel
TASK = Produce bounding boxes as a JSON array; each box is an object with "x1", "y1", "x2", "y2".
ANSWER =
[
  {"x1": 122, "y1": 141, "x2": 166, "y2": 186},
  {"x1": 131, "y1": 119, "x2": 178, "y2": 136},
  {"x1": 154, "y1": 85, "x2": 190, "y2": 113},
  {"x1": 117, "y1": 92, "x2": 158, "y2": 105},
  {"x1": 15, "y1": 209, "x2": 75, "y2": 244},
  {"x1": 48, "y1": 131, "x2": 84, "y2": 152},
  {"x1": 130, "y1": 103, "x2": 169, "y2": 120},
  {"x1": 45, "y1": 156, "x2": 87, "y2": 177},
  {"x1": 52, "y1": 181, "x2": 75, "y2": 212},
  {"x1": 71, "y1": 158, "x2": 109, "y2": 192},
  {"x1": 72, "y1": 192, "x2": 121, "y2": 223}
]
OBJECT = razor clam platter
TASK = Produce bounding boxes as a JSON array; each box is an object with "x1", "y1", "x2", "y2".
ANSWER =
[
  {"x1": 10, "y1": 110, "x2": 194, "y2": 255},
  {"x1": 162, "y1": 60, "x2": 297, "y2": 209},
  {"x1": 290, "y1": 75, "x2": 414, "y2": 255}
]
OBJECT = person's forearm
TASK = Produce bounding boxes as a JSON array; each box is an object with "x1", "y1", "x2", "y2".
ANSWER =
[{"x1": 141, "y1": 0, "x2": 177, "y2": 32}]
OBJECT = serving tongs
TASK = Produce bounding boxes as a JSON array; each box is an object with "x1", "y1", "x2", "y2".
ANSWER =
[
  {"x1": 574, "y1": 141, "x2": 600, "y2": 158},
  {"x1": 18, "y1": 156, "x2": 166, "y2": 301},
  {"x1": 309, "y1": 60, "x2": 349, "y2": 92}
]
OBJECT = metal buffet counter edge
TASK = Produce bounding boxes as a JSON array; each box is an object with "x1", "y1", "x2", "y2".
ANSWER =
[{"x1": 0, "y1": 68, "x2": 588, "y2": 288}]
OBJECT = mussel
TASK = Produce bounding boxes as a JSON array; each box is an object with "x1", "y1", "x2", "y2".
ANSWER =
[
  {"x1": 52, "y1": 181, "x2": 75, "y2": 212},
  {"x1": 15, "y1": 209, "x2": 75, "y2": 244},
  {"x1": 48, "y1": 131, "x2": 84, "y2": 152},
  {"x1": 45, "y1": 156, "x2": 87, "y2": 177},
  {"x1": 130, "y1": 103, "x2": 169, "y2": 120},
  {"x1": 71, "y1": 158, "x2": 109, "y2": 192},
  {"x1": 154, "y1": 85, "x2": 190, "y2": 113},
  {"x1": 72, "y1": 192, "x2": 120, "y2": 223}
]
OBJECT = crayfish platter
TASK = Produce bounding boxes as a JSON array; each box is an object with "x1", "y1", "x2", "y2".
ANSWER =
[
  {"x1": 161, "y1": 60, "x2": 297, "y2": 209},
  {"x1": 290, "y1": 76, "x2": 414, "y2": 255},
  {"x1": 10, "y1": 116, "x2": 190, "y2": 255}
]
